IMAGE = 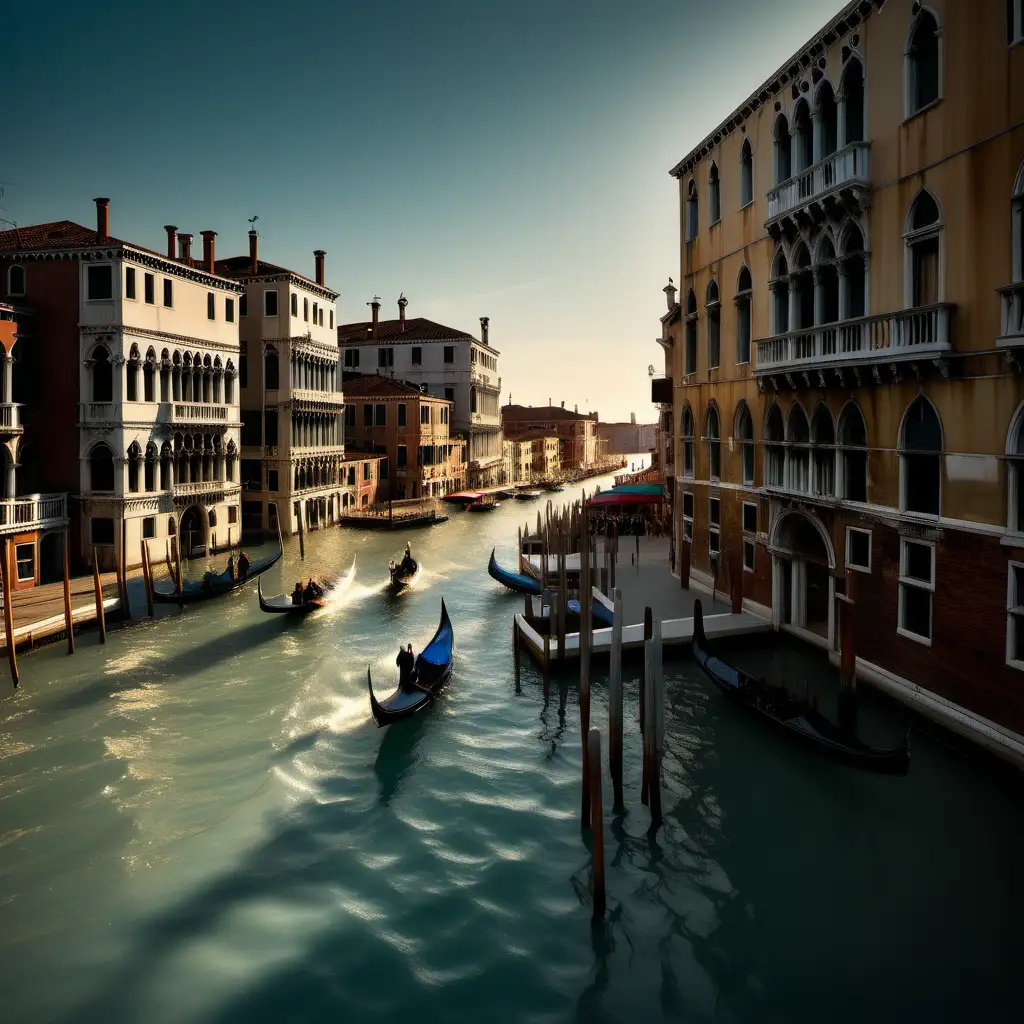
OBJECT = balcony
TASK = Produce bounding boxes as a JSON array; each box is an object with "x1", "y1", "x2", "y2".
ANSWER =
[
  {"x1": 172, "y1": 480, "x2": 241, "y2": 506},
  {"x1": 0, "y1": 493, "x2": 68, "y2": 535},
  {"x1": 754, "y1": 304, "x2": 953, "y2": 389},
  {"x1": 651, "y1": 376, "x2": 673, "y2": 404},
  {"x1": 291, "y1": 388, "x2": 346, "y2": 406},
  {"x1": 0, "y1": 402, "x2": 23, "y2": 434},
  {"x1": 997, "y1": 283, "x2": 1024, "y2": 349},
  {"x1": 766, "y1": 142, "x2": 871, "y2": 238},
  {"x1": 170, "y1": 402, "x2": 232, "y2": 425},
  {"x1": 471, "y1": 368, "x2": 501, "y2": 392},
  {"x1": 79, "y1": 402, "x2": 116, "y2": 423}
]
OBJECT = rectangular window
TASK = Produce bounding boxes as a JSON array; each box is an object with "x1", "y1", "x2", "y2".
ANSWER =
[
  {"x1": 142, "y1": 516, "x2": 156, "y2": 539},
  {"x1": 709, "y1": 526, "x2": 720, "y2": 559},
  {"x1": 144, "y1": 273, "x2": 155, "y2": 304},
  {"x1": 412, "y1": 347, "x2": 422, "y2": 365},
  {"x1": 682, "y1": 491, "x2": 694, "y2": 542},
  {"x1": 91, "y1": 517, "x2": 115, "y2": 545},
  {"x1": 846, "y1": 528, "x2": 872, "y2": 573},
  {"x1": 304, "y1": 298, "x2": 309, "y2": 322},
  {"x1": 264, "y1": 290, "x2": 278, "y2": 317},
  {"x1": 15, "y1": 542, "x2": 34, "y2": 582},
  {"x1": 363, "y1": 462, "x2": 370, "y2": 482},
  {"x1": 313, "y1": 302, "x2": 318, "y2": 323},
  {"x1": 87, "y1": 265, "x2": 113, "y2": 300},
  {"x1": 743, "y1": 538, "x2": 755, "y2": 572},
  {"x1": 162, "y1": 278, "x2": 173, "y2": 307},
  {"x1": 345, "y1": 404, "x2": 356, "y2": 427},
  {"x1": 207, "y1": 291, "x2": 216, "y2": 320},
  {"x1": 742, "y1": 501, "x2": 757, "y2": 534},
  {"x1": 421, "y1": 405, "x2": 430, "y2": 425},
  {"x1": 363, "y1": 404, "x2": 373, "y2": 427},
  {"x1": 240, "y1": 293, "x2": 248, "y2": 317},
  {"x1": 291, "y1": 293, "x2": 298, "y2": 317},
  {"x1": 375, "y1": 403, "x2": 386, "y2": 427},
  {"x1": 228, "y1": 506, "x2": 238, "y2": 524},
  {"x1": 443, "y1": 346, "x2": 454, "y2": 364},
  {"x1": 268, "y1": 469, "x2": 279, "y2": 491},
  {"x1": 330, "y1": 311, "x2": 334, "y2": 329},
  {"x1": 226, "y1": 297, "x2": 235, "y2": 323},
  {"x1": 397, "y1": 445, "x2": 407, "y2": 468},
  {"x1": 898, "y1": 539, "x2": 935, "y2": 644},
  {"x1": 709, "y1": 497, "x2": 720, "y2": 527},
  {"x1": 378, "y1": 347, "x2": 394, "y2": 368},
  {"x1": 1007, "y1": 563, "x2": 1024, "y2": 668},
  {"x1": 319, "y1": 307, "x2": 324, "y2": 327},
  {"x1": 445, "y1": 387, "x2": 455, "y2": 402},
  {"x1": 398, "y1": 403, "x2": 407, "y2": 428},
  {"x1": 125, "y1": 267, "x2": 136, "y2": 300}
]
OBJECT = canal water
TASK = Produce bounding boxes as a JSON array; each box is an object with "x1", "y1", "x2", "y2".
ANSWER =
[{"x1": 1, "y1": 462, "x2": 1021, "y2": 1023}]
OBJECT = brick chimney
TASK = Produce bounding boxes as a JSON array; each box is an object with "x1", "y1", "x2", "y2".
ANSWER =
[
  {"x1": 479, "y1": 316, "x2": 489, "y2": 345},
  {"x1": 94, "y1": 198, "x2": 110, "y2": 242},
  {"x1": 398, "y1": 293, "x2": 408, "y2": 330},
  {"x1": 177, "y1": 232, "x2": 194, "y2": 262},
  {"x1": 201, "y1": 230, "x2": 217, "y2": 273},
  {"x1": 369, "y1": 296, "x2": 380, "y2": 337},
  {"x1": 249, "y1": 229, "x2": 259, "y2": 274},
  {"x1": 314, "y1": 249, "x2": 326, "y2": 286},
  {"x1": 164, "y1": 225, "x2": 177, "y2": 259}
]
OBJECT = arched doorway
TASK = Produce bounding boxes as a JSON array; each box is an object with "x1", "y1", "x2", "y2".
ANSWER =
[
  {"x1": 39, "y1": 533, "x2": 63, "y2": 585},
  {"x1": 770, "y1": 510, "x2": 835, "y2": 642},
  {"x1": 179, "y1": 505, "x2": 207, "y2": 559}
]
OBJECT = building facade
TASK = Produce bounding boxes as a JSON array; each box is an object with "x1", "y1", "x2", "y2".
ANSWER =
[
  {"x1": 501, "y1": 403, "x2": 600, "y2": 473},
  {"x1": 343, "y1": 375, "x2": 466, "y2": 500},
  {"x1": 0, "y1": 200, "x2": 245, "y2": 570},
  {"x1": 216, "y1": 235, "x2": 354, "y2": 537},
  {"x1": 598, "y1": 417, "x2": 659, "y2": 455},
  {"x1": 338, "y1": 299, "x2": 503, "y2": 487},
  {"x1": 662, "y1": 0, "x2": 1024, "y2": 746}
]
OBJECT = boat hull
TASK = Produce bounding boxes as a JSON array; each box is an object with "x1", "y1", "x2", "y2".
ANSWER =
[
  {"x1": 487, "y1": 548, "x2": 542, "y2": 596},
  {"x1": 389, "y1": 561, "x2": 421, "y2": 592},
  {"x1": 257, "y1": 556, "x2": 356, "y2": 614},
  {"x1": 153, "y1": 547, "x2": 282, "y2": 604}
]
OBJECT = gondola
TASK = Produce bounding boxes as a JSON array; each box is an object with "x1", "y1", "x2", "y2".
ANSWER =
[
  {"x1": 467, "y1": 497, "x2": 500, "y2": 512},
  {"x1": 514, "y1": 489, "x2": 542, "y2": 501},
  {"x1": 487, "y1": 547, "x2": 542, "y2": 596},
  {"x1": 152, "y1": 544, "x2": 282, "y2": 603},
  {"x1": 691, "y1": 599, "x2": 910, "y2": 775},
  {"x1": 389, "y1": 555, "x2": 421, "y2": 592},
  {"x1": 368, "y1": 598, "x2": 455, "y2": 726},
  {"x1": 257, "y1": 555, "x2": 357, "y2": 613},
  {"x1": 567, "y1": 596, "x2": 614, "y2": 627}
]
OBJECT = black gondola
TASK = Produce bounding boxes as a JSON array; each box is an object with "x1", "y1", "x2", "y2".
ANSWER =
[
  {"x1": 567, "y1": 596, "x2": 614, "y2": 627},
  {"x1": 368, "y1": 598, "x2": 455, "y2": 727},
  {"x1": 389, "y1": 554, "x2": 421, "y2": 592},
  {"x1": 257, "y1": 555, "x2": 356, "y2": 613},
  {"x1": 691, "y1": 599, "x2": 910, "y2": 775},
  {"x1": 152, "y1": 545, "x2": 282, "y2": 603},
  {"x1": 487, "y1": 547, "x2": 542, "y2": 596},
  {"x1": 467, "y1": 497, "x2": 500, "y2": 512}
]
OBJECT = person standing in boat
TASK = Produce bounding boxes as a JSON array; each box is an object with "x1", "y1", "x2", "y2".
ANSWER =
[
  {"x1": 291, "y1": 581, "x2": 304, "y2": 605},
  {"x1": 237, "y1": 551, "x2": 251, "y2": 580},
  {"x1": 396, "y1": 643, "x2": 416, "y2": 690}
]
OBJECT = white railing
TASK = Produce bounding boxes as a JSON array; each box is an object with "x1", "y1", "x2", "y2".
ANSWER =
[
  {"x1": 0, "y1": 403, "x2": 22, "y2": 431},
  {"x1": 171, "y1": 402, "x2": 230, "y2": 423},
  {"x1": 0, "y1": 492, "x2": 68, "y2": 533},
  {"x1": 754, "y1": 303, "x2": 952, "y2": 373},
  {"x1": 80, "y1": 402, "x2": 115, "y2": 421},
  {"x1": 290, "y1": 444, "x2": 346, "y2": 456},
  {"x1": 766, "y1": 142, "x2": 871, "y2": 222},
  {"x1": 998, "y1": 283, "x2": 1024, "y2": 345},
  {"x1": 471, "y1": 369, "x2": 501, "y2": 390},
  {"x1": 291, "y1": 388, "x2": 345, "y2": 404},
  {"x1": 172, "y1": 480, "x2": 241, "y2": 497}
]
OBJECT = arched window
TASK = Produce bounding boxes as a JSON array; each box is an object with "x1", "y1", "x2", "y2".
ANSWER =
[
  {"x1": 226, "y1": 439, "x2": 237, "y2": 482},
  {"x1": 126, "y1": 344, "x2": 140, "y2": 402},
  {"x1": 815, "y1": 81, "x2": 838, "y2": 162},
  {"x1": 704, "y1": 404, "x2": 721, "y2": 480},
  {"x1": 900, "y1": 395, "x2": 942, "y2": 515},
  {"x1": 681, "y1": 406, "x2": 695, "y2": 477},
  {"x1": 160, "y1": 441, "x2": 172, "y2": 489},
  {"x1": 841, "y1": 58, "x2": 865, "y2": 145},
  {"x1": 91, "y1": 346, "x2": 112, "y2": 403},
  {"x1": 773, "y1": 114, "x2": 791, "y2": 185},
  {"x1": 736, "y1": 266, "x2": 752, "y2": 364},
  {"x1": 684, "y1": 289, "x2": 698, "y2": 375},
  {"x1": 791, "y1": 243, "x2": 813, "y2": 330},
  {"x1": 7, "y1": 265, "x2": 25, "y2": 297},
  {"x1": 786, "y1": 403, "x2": 810, "y2": 492},
  {"x1": 708, "y1": 162, "x2": 721, "y2": 224},
  {"x1": 127, "y1": 441, "x2": 141, "y2": 493},
  {"x1": 771, "y1": 249, "x2": 790, "y2": 333},
  {"x1": 811, "y1": 403, "x2": 835, "y2": 496},
  {"x1": 143, "y1": 348, "x2": 156, "y2": 402},
  {"x1": 791, "y1": 100, "x2": 812, "y2": 174},
  {"x1": 906, "y1": 8, "x2": 941, "y2": 115},
  {"x1": 837, "y1": 402, "x2": 868, "y2": 502},
  {"x1": 840, "y1": 221, "x2": 867, "y2": 319},
  {"x1": 765, "y1": 404, "x2": 784, "y2": 487},
  {"x1": 740, "y1": 139, "x2": 753, "y2": 207},
  {"x1": 735, "y1": 401, "x2": 755, "y2": 485},
  {"x1": 225, "y1": 361, "x2": 235, "y2": 405},
  {"x1": 685, "y1": 179, "x2": 699, "y2": 241},
  {"x1": 706, "y1": 280, "x2": 720, "y2": 369},
  {"x1": 89, "y1": 443, "x2": 115, "y2": 492},
  {"x1": 905, "y1": 189, "x2": 942, "y2": 307},
  {"x1": 264, "y1": 347, "x2": 280, "y2": 390}
]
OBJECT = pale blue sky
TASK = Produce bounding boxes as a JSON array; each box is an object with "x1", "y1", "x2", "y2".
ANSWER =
[{"x1": 4, "y1": 0, "x2": 840, "y2": 421}]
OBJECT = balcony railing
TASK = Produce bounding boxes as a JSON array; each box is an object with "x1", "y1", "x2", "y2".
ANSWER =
[
  {"x1": 997, "y1": 283, "x2": 1024, "y2": 347},
  {"x1": 651, "y1": 377, "x2": 673, "y2": 404},
  {"x1": 80, "y1": 402, "x2": 115, "y2": 422},
  {"x1": 766, "y1": 142, "x2": 871, "y2": 223},
  {"x1": 754, "y1": 304, "x2": 952, "y2": 374},
  {"x1": 0, "y1": 493, "x2": 69, "y2": 534},
  {"x1": 172, "y1": 480, "x2": 241, "y2": 503},
  {"x1": 171, "y1": 402, "x2": 231, "y2": 424},
  {"x1": 291, "y1": 388, "x2": 345, "y2": 405},
  {"x1": 471, "y1": 369, "x2": 501, "y2": 391},
  {"x1": 0, "y1": 402, "x2": 23, "y2": 433}
]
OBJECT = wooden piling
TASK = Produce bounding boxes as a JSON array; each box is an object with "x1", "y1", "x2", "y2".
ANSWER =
[
  {"x1": 141, "y1": 539, "x2": 154, "y2": 618},
  {"x1": 92, "y1": 547, "x2": 106, "y2": 644},
  {"x1": 117, "y1": 517, "x2": 131, "y2": 620},
  {"x1": 517, "y1": 526, "x2": 523, "y2": 573},
  {"x1": 165, "y1": 538, "x2": 173, "y2": 578},
  {"x1": 609, "y1": 587, "x2": 624, "y2": 811},
  {"x1": 588, "y1": 728, "x2": 606, "y2": 921},
  {"x1": 1, "y1": 537, "x2": 19, "y2": 686},
  {"x1": 513, "y1": 617, "x2": 521, "y2": 685},
  {"x1": 62, "y1": 528, "x2": 74, "y2": 655},
  {"x1": 649, "y1": 619, "x2": 665, "y2": 829},
  {"x1": 297, "y1": 501, "x2": 306, "y2": 560},
  {"x1": 838, "y1": 573, "x2": 858, "y2": 733},
  {"x1": 557, "y1": 519, "x2": 567, "y2": 664},
  {"x1": 679, "y1": 537, "x2": 690, "y2": 589},
  {"x1": 542, "y1": 588, "x2": 552, "y2": 688}
]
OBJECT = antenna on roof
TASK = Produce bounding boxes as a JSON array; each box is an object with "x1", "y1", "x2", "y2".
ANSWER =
[{"x1": 247, "y1": 215, "x2": 259, "y2": 233}]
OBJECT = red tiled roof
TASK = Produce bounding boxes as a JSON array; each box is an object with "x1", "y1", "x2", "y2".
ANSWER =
[
  {"x1": 338, "y1": 317, "x2": 473, "y2": 343},
  {"x1": 342, "y1": 374, "x2": 430, "y2": 398},
  {"x1": 0, "y1": 220, "x2": 147, "y2": 254},
  {"x1": 215, "y1": 255, "x2": 334, "y2": 294},
  {"x1": 502, "y1": 404, "x2": 597, "y2": 422}
]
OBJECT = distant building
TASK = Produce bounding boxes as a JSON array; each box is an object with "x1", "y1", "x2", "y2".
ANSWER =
[
  {"x1": 506, "y1": 430, "x2": 560, "y2": 480},
  {"x1": 598, "y1": 419, "x2": 658, "y2": 455},
  {"x1": 343, "y1": 375, "x2": 466, "y2": 500},
  {"x1": 501, "y1": 403, "x2": 599, "y2": 471},
  {"x1": 338, "y1": 299, "x2": 502, "y2": 487}
]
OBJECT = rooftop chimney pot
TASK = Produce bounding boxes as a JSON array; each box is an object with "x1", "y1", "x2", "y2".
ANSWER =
[
  {"x1": 398, "y1": 293, "x2": 408, "y2": 331},
  {"x1": 479, "y1": 316, "x2": 489, "y2": 345},
  {"x1": 94, "y1": 198, "x2": 110, "y2": 242},
  {"x1": 248, "y1": 230, "x2": 259, "y2": 275},
  {"x1": 164, "y1": 225, "x2": 178, "y2": 259},
  {"x1": 200, "y1": 230, "x2": 217, "y2": 274},
  {"x1": 177, "y1": 232, "x2": 194, "y2": 262},
  {"x1": 369, "y1": 296, "x2": 381, "y2": 338},
  {"x1": 314, "y1": 249, "x2": 326, "y2": 286},
  {"x1": 663, "y1": 277, "x2": 677, "y2": 312}
]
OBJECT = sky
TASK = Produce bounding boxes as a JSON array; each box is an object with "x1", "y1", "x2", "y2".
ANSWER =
[{"x1": 4, "y1": 0, "x2": 840, "y2": 422}]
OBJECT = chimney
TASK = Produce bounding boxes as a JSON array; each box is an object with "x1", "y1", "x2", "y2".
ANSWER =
[
  {"x1": 479, "y1": 316, "x2": 489, "y2": 345},
  {"x1": 561, "y1": 401, "x2": 565, "y2": 409},
  {"x1": 201, "y1": 230, "x2": 217, "y2": 273},
  {"x1": 94, "y1": 198, "x2": 110, "y2": 242},
  {"x1": 314, "y1": 249, "x2": 326, "y2": 286},
  {"x1": 663, "y1": 277, "x2": 677, "y2": 311},
  {"x1": 164, "y1": 225, "x2": 177, "y2": 259},
  {"x1": 398, "y1": 293, "x2": 408, "y2": 330},
  {"x1": 574, "y1": 404, "x2": 578, "y2": 414},
  {"x1": 249, "y1": 230, "x2": 259, "y2": 274},
  {"x1": 177, "y1": 232, "x2": 194, "y2": 262},
  {"x1": 369, "y1": 296, "x2": 380, "y2": 337}
]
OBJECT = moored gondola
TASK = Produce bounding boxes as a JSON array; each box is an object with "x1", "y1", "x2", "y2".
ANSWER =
[
  {"x1": 467, "y1": 497, "x2": 500, "y2": 512},
  {"x1": 152, "y1": 544, "x2": 282, "y2": 603},
  {"x1": 368, "y1": 598, "x2": 455, "y2": 727},
  {"x1": 567, "y1": 596, "x2": 614, "y2": 627},
  {"x1": 691, "y1": 599, "x2": 910, "y2": 775},
  {"x1": 487, "y1": 547, "x2": 542, "y2": 595},
  {"x1": 513, "y1": 489, "x2": 542, "y2": 501},
  {"x1": 258, "y1": 555, "x2": 357, "y2": 613}
]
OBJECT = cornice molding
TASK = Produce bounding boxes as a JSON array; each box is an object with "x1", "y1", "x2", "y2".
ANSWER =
[
  {"x1": 234, "y1": 272, "x2": 338, "y2": 302},
  {"x1": 81, "y1": 323, "x2": 241, "y2": 357}
]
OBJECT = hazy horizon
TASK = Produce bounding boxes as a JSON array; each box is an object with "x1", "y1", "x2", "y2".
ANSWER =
[{"x1": 4, "y1": 0, "x2": 841, "y2": 421}]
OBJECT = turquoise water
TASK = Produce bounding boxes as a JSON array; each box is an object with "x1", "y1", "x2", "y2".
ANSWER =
[{"x1": 1, "y1": 464, "x2": 1022, "y2": 1023}]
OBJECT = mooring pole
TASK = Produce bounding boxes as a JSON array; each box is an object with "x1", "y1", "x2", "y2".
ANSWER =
[
  {"x1": 1, "y1": 537, "x2": 19, "y2": 686},
  {"x1": 580, "y1": 501, "x2": 592, "y2": 830},
  {"x1": 92, "y1": 547, "x2": 106, "y2": 644},
  {"x1": 649, "y1": 619, "x2": 665, "y2": 829},
  {"x1": 588, "y1": 728, "x2": 606, "y2": 922},
  {"x1": 141, "y1": 538, "x2": 154, "y2": 618},
  {"x1": 609, "y1": 587, "x2": 624, "y2": 811},
  {"x1": 62, "y1": 527, "x2": 74, "y2": 654}
]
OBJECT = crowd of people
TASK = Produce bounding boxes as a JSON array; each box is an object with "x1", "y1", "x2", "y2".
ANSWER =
[{"x1": 587, "y1": 511, "x2": 669, "y2": 539}]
